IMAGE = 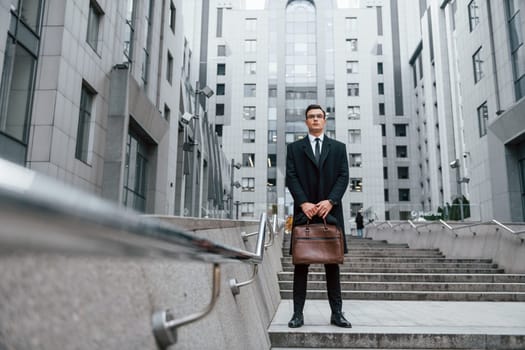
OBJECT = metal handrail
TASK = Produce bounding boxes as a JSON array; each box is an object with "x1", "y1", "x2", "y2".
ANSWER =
[
  {"x1": 492, "y1": 219, "x2": 515, "y2": 233},
  {"x1": 0, "y1": 159, "x2": 269, "y2": 349},
  {"x1": 439, "y1": 219, "x2": 453, "y2": 231}
]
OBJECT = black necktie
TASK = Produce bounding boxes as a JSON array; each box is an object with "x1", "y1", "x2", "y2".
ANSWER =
[{"x1": 314, "y1": 138, "x2": 321, "y2": 164}]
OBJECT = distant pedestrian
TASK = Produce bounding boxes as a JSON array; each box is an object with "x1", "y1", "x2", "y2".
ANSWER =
[{"x1": 355, "y1": 209, "x2": 364, "y2": 238}]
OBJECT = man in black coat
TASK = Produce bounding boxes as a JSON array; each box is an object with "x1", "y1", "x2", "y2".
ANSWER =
[{"x1": 285, "y1": 104, "x2": 351, "y2": 328}]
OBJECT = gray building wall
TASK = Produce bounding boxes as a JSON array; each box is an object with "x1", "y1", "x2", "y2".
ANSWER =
[{"x1": 0, "y1": 0, "x2": 230, "y2": 217}]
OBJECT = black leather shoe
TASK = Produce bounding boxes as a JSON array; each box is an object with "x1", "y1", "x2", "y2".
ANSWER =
[
  {"x1": 288, "y1": 313, "x2": 304, "y2": 328},
  {"x1": 330, "y1": 312, "x2": 352, "y2": 328}
]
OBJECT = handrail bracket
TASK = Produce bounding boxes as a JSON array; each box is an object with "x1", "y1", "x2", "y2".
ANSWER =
[{"x1": 152, "y1": 263, "x2": 221, "y2": 349}]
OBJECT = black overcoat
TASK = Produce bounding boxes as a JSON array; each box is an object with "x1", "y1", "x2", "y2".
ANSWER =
[{"x1": 286, "y1": 135, "x2": 349, "y2": 253}]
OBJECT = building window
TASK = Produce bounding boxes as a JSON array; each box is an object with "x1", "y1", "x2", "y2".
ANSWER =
[
  {"x1": 141, "y1": 0, "x2": 154, "y2": 83},
  {"x1": 241, "y1": 202, "x2": 255, "y2": 217},
  {"x1": 217, "y1": 63, "x2": 226, "y2": 75},
  {"x1": 215, "y1": 124, "x2": 223, "y2": 137},
  {"x1": 243, "y1": 106, "x2": 256, "y2": 120},
  {"x1": 243, "y1": 129, "x2": 255, "y2": 143},
  {"x1": 216, "y1": 103, "x2": 224, "y2": 116},
  {"x1": 163, "y1": 104, "x2": 170, "y2": 121},
  {"x1": 169, "y1": 1, "x2": 176, "y2": 33},
  {"x1": 378, "y1": 82, "x2": 384, "y2": 95},
  {"x1": 400, "y1": 211, "x2": 411, "y2": 220},
  {"x1": 377, "y1": 62, "x2": 383, "y2": 75},
  {"x1": 349, "y1": 153, "x2": 362, "y2": 167},
  {"x1": 377, "y1": 43, "x2": 383, "y2": 55},
  {"x1": 242, "y1": 153, "x2": 255, "y2": 167},
  {"x1": 123, "y1": 131, "x2": 149, "y2": 212},
  {"x1": 268, "y1": 130, "x2": 277, "y2": 143},
  {"x1": 397, "y1": 166, "x2": 409, "y2": 179},
  {"x1": 347, "y1": 83, "x2": 359, "y2": 96},
  {"x1": 348, "y1": 129, "x2": 361, "y2": 144},
  {"x1": 166, "y1": 51, "x2": 173, "y2": 84},
  {"x1": 468, "y1": 0, "x2": 480, "y2": 32},
  {"x1": 245, "y1": 39, "x2": 257, "y2": 53},
  {"x1": 268, "y1": 154, "x2": 276, "y2": 168},
  {"x1": 347, "y1": 105, "x2": 360, "y2": 119},
  {"x1": 216, "y1": 83, "x2": 225, "y2": 95},
  {"x1": 87, "y1": 1, "x2": 103, "y2": 51},
  {"x1": 75, "y1": 83, "x2": 96, "y2": 163},
  {"x1": 505, "y1": 0, "x2": 525, "y2": 100},
  {"x1": 0, "y1": 39, "x2": 37, "y2": 145},
  {"x1": 245, "y1": 61, "x2": 257, "y2": 75},
  {"x1": 394, "y1": 124, "x2": 407, "y2": 137},
  {"x1": 384, "y1": 189, "x2": 389, "y2": 202},
  {"x1": 345, "y1": 17, "x2": 357, "y2": 33},
  {"x1": 396, "y1": 145, "x2": 408, "y2": 158},
  {"x1": 383, "y1": 166, "x2": 388, "y2": 179},
  {"x1": 349, "y1": 203, "x2": 363, "y2": 216},
  {"x1": 123, "y1": 0, "x2": 136, "y2": 62},
  {"x1": 216, "y1": 8, "x2": 223, "y2": 37},
  {"x1": 473, "y1": 46, "x2": 484, "y2": 83},
  {"x1": 346, "y1": 60, "x2": 359, "y2": 74},
  {"x1": 242, "y1": 177, "x2": 255, "y2": 191},
  {"x1": 477, "y1": 101, "x2": 488, "y2": 137},
  {"x1": 244, "y1": 84, "x2": 256, "y2": 97},
  {"x1": 381, "y1": 123, "x2": 386, "y2": 136},
  {"x1": 379, "y1": 103, "x2": 385, "y2": 115},
  {"x1": 382, "y1": 145, "x2": 387, "y2": 157},
  {"x1": 245, "y1": 18, "x2": 257, "y2": 31},
  {"x1": 346, "y1": 38, "x2": 358, "y2": 52},
  {"x1": 350, "y1": 178, "x2": 362, "y2": 192},
  {"x1": 267, "y1": 177, "x2": 276, "y2": 192},
  {"x1": 218, "y1": 45, "x2": 226, "y2": 56},
  {"x1": 399, "y1": 188, "x2": 410, "y2": 201}
]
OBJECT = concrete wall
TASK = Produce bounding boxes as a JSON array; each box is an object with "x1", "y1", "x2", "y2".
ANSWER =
[
  {"x1": 0, "y1": 217, "x2": 283, "y2": 350},
  {"x1": 366, "y1": 221, "x2": 525, "y2": 274}
]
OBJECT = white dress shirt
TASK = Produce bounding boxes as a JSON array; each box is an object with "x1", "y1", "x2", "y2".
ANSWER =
[{"x1": 308, "y1": 134, "x2": 324, "y2": 155}]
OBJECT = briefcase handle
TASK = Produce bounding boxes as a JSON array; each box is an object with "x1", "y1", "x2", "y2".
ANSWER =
[{"x1": 305, "y1": 218, "x2": 330, "y2": 233}]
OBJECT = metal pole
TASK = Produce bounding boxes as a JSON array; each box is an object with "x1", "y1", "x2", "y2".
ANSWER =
[
  {"x1": 235, "y1": 201, "x2": 240, "y2": 220},
  {"x1": 191, "y1": 81, "x2": 199, "y2": 217},
  {"x1": 456, "y1": 165, "x2": 464, "y2": 222},
  {"x1": 230, "y1": 159, "x2": 234, "y2": 219}
]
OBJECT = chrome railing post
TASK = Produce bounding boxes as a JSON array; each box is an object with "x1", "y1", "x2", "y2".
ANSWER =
[{"x1": 229, "y1": 213, "x2": 266, "y2": 295}]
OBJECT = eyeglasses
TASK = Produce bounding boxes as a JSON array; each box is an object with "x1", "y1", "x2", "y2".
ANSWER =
[{"x1": 306, "y1": 114, "x2": 324, "y2": 120}]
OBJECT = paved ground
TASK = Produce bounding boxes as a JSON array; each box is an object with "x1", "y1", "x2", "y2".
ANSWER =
[{"x1": 269, "y1": 299, "x2": 525, "y2": 335}]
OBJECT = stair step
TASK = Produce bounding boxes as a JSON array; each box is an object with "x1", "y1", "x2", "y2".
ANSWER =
[
  {"x1": 269, "y1": 330, "x2": 525, "y2": 349},
  {"x1": 277, "y1": 272, "x2": 525, "y2": 283},
  {"x1": 280, "y1": 266, "x2": 504, "y2": 273},
  {"x1": 278, "y1": 281, "x2": 525, "y2": 292},
  {"x1": 281, "y1": 257, "x2": 492, "y2": 263},
  {"x1": 279, "y1": 290, "x2": 525, "y2": 301}
]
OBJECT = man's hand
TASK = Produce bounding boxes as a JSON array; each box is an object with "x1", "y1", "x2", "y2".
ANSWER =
[
  {"x1": 315, "y1": 200, "x2": 333, "y2": 219},
  {"x1": 300, "y1": 202, "x2": 318, "y2": 219}
]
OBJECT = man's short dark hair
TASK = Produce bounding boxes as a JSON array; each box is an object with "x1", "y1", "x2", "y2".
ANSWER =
[{"x1": 305, "y1": 104, "x2": 326, "y2": 119}]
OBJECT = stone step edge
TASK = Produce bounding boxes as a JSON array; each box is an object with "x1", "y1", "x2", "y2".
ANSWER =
[
  {"x1": 268, "y1": 330, "x2": 525, "y2": 350},
  {"x1": 277, "y1": 272, "x2": 525, "y2": 276},
  {"x1": 279, "y1": 289, "x2": 525, "y2": 295},
  {"x1": 277, "y1": 281, "x2": 525, "y2": 286}
]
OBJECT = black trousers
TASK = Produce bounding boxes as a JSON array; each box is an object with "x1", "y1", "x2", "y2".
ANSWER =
[{"x1": 293, "y1": 263, "x2": 342, "y2": 314}]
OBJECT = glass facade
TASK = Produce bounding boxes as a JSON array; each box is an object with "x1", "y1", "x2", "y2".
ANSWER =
[
  {"x1": 123, "y1": 131, "x2": 149, "y2": 212},
  {"x1": 0, "y1": 0, "x2": 44, "y2": 164}
]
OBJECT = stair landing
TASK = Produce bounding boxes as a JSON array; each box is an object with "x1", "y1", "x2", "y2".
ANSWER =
[{"x1": 269, "y1": 299, "x2": 525, "y2": 349}]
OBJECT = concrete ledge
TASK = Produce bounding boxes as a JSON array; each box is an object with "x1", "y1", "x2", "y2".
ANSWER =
[
  {"x1": 366, "y1": 222, "x2": 525, "y2": 273},
  {"x1": 0, "y1": 217, "x2": 283, "y2": 350}
]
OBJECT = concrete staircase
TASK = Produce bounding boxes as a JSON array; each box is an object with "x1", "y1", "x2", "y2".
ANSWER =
[{"x1": 268, "y1": 236, "x2": 525, "y2": 349}]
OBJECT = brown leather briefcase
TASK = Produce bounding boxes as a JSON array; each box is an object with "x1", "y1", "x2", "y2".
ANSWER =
[{"x1": 291, "y1": 219, "x2": 344, "y2": 265}]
